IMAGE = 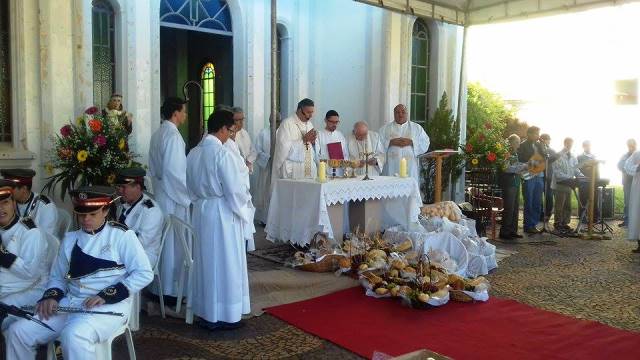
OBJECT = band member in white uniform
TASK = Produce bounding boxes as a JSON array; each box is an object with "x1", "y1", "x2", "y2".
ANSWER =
[
  {"x1": 1, "y1": 169, "x2": 58, "y2": 238},
  {"x1": 4, "y1": 186, "x2": 153, "y2": 360},
  {"x1": 0, "y1": 180, "x2": 52, "y2": 332}
]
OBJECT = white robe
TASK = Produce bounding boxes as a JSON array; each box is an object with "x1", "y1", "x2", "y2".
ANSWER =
[
  {"x1": 379, "y1": 120, "x2": 430, "y2": 186},
  {"x1": 317, "y1": 129, "x2": 349, "y2": 177},
  {"x1": 0, "y1": 218, "x2": 51, "y2": 331},
  {"x1": 271, "y1": 114, "x2": 319, "y2": 188},
  {"x1": 234, "y1": 128, "x2": 258, "y2": 173},
  {"x1": 16, "y1": 192, "x2": 58, "y2": 238},
  {"x1": 347, "y1": 131, "x2": 385, "y2": 177},
  {"x1": 117, "y1": 194, "x2": 164, "y2": 267},
  {"x1": 186, "y1": 135, "x2": 251, "y2": 323},
  {"x1": 226, "y1": 139, "x2": 257, "y2": 252},
  {"x1": 624, "y1": 151, "x2": 640, "y2": 241},
  {"x1": 148, "y1": 120, "x2": 190, "y2": 297},
  {"x1": 252, "y1": 128, "x2": 272, "y2": 224}
]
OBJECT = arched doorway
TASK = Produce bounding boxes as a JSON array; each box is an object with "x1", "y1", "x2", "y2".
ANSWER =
[{"x1": 159, "y1": 0, "x2": 233, "y2": 148}]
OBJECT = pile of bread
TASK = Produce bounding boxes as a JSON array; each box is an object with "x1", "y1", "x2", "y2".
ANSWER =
[{"x1": 420, "y1": 201, "x2": 462, "y2": 222}]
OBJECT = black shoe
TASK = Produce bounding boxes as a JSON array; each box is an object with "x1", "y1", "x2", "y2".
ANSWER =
[
  {"x1": 499, "y1": 233, "x2": 514, "y2": 240},
  {"x1": 510, "y1": 233, "x2": 523, "y2": 239}
]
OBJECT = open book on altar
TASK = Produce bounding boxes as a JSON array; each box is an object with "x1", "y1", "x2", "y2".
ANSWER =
[{"x1": 327, "y1": 142, "x2": 344, "y2": 160}]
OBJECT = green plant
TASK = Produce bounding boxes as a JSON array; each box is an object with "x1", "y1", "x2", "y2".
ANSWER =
[{"x1": 421, "y1": 91, "x2": 465, "y2": 203}]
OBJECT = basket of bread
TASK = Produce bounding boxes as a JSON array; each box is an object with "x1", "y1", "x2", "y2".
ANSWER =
[
  {"x1": 447, "y1": 274, "x2": 490, "y2": 302},
  {"x1": 291, "y1": 232, "x2": 348, "y2": 272},
  {"x1": 420, "y1": 201, "x2": 462, "y2": 222}
]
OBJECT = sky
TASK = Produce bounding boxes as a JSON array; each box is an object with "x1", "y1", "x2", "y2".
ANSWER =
[{"x1": 466, "y1": 2, "x2": 640, "y2": 184}]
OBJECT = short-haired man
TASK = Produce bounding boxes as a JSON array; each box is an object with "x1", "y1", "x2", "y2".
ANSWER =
[
  {"x1": 4, "y1": 186, "x2": 152, "y2": 359},
  {"x1": 539, "y1": 134, "x2": 558, "y2": 227},
  {"x1": 115, "y1": 167, "x2": 164, "y2": 266},
  {"x1": 617, "y1": 139, "x2": 636, "y2": 227},
  {"x1": 551, "y1": 138, "x2": 583, "y2": 232},
  {"x1": 499, "y1": 135, "x2": 527, "y2": 240},
  {"x1": 1, "y1": 169, "x2": 58, "y2": 238},
  {"x1": 318, "y1": 110, "x2": 349, "y2": 176},
  {"x1": 271, "y1": 98, "x2": 319, "y2": 183},
  {"x1": 148, "y1": 96, "x2": 191, "y2": 301},
  {"x1": 0, "y1": 180, "x2": 51, "y2": 332},
  {"x1": 517, "y1": 126, "x2": 545, "y2": 234},
  {"x1": 347, "y1": 121, "x2": 385, "y2": 177},
  {"x1": 186, "y1": 109, "x2": 251, "y2": 330}
]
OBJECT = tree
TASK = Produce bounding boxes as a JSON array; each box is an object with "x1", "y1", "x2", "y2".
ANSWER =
[{"x1": 421, "y1": 91, "x2": 464, "y2": 203}]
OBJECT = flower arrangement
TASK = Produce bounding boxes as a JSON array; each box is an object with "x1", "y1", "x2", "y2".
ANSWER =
[
  {"x1": 43, "y1": 106, "x2": 137, "y2": 199},
  {"x1": 462, "y1": 121, "x2": 510, "y2": 170}
]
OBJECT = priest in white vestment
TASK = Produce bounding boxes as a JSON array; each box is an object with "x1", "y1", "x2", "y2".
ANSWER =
[
  {"x1": 148, "y1": 97, "x2": 191, "y2": 299},
  {"x1": 380, "y1": 104, "x2": 430, "y2": 186},
  {"x1": 317, "y1": 110, "x2": 349, "y2": 177},
  {"x1": 232, "y1": 107, "x2": 258, "y2": 173},
  {"x1": 271, "y1": 98, "x2": 320, "y2": 188},
  {"x1": 347, "y1": 121, "x2": 385, "y2": 177},
  {"x1": 187, "y1": 109, "x2": 251, "y2": 329},
  {"x1": 253, "y1": 114, "x2": 281, "y2": 224},
  {"x1": 225, "y1": 132, "x2": 256, "y2": 252},
  {"x1": 623, "y1": 151, "x2": 640, "y2": 253}
]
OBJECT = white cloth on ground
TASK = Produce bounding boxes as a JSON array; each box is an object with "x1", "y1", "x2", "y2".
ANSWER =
[
  {"x1": 187, "y1": 135, "x2": 251, "y2": 323},
  {"x1": 148, "y1": 120, "x2": 191, "y2": 297}
]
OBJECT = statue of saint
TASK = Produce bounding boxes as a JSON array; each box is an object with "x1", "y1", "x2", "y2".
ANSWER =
[{"x1": 103, "y1": 93, "x2": 133, "y2": 134}]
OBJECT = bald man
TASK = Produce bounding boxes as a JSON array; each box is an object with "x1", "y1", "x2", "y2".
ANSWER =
[
  {"x1": 347, "y1": 121, "x2": 385, "y2": 177},
  {"x1": 379, "y1": 104, "x2": 430, "y2": 186}
]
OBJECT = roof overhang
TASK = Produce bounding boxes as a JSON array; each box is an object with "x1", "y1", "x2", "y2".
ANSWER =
[{"x1": 354, "y1": 0, "x2": 640, "y2": 26}]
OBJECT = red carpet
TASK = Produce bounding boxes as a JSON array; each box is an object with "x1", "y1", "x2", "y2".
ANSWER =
[{"x1": 265, "y1": 287, "x2": 640, "y2": 360}]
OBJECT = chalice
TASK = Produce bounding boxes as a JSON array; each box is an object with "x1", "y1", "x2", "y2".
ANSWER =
[{"x1": 328, "y1": 159, "x2": 342, "y2": 179}]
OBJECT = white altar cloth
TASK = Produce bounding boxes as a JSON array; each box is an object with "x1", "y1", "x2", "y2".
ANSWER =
[{"x1": 266, "y1": 176, "x2": 421, "y2": 246}]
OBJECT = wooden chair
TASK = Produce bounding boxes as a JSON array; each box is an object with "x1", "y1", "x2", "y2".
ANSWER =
[{"x1": 468, "y1": 187, "x2": 504, "y2": 240}]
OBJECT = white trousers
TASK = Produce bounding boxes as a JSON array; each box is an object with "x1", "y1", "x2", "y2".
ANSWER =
[
  {"x1": 0, "y1": 288, "x2": 44, "y2": 332},
  {"x1": 4, "y1": 307, "x2": 127, "y2": 360}
]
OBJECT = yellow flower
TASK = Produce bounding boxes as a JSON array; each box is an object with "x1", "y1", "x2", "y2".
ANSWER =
[
  {"x1": 118, "y1": 138, "x2": 126, "y2": 150},
  {"x1": 45, "y1": 163, "x2": 54, "y2": 176},
  {"x1": 76, "y1": 116, "x2": 85, "y2": 126},
  {"x1": 495, "y1": 143, "x2": 503, "y2": 151},
  {"x1": 471, "y1": 158, "x2": 479, "y2": 166},
  {"x1": 77, "y1": 150, "x2": 89, "y2": 162},
  {"x1": 107, "y1": 174, "x2": 116, "y2": 184}
]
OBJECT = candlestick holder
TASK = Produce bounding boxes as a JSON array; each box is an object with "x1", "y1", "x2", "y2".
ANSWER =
[{"x1": 359, "y1": 151, "x2": 375, "y2": 180}]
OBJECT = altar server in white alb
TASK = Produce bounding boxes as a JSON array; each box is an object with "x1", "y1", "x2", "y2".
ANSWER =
[
  {"x1": 231, "y1": 107, "x2": 258, "y2": 173},
  {"x1": 224, "y1": 120, "x2": 256, "y2": 252},
  {"x1": 348, "y1": 121, "x2": 385, "y2": 177},
  {"x1": 187, "y1": 109, "x2": 251, "y2": 330},
  {"x1": 317, "y1": 110, "x2": 349, "y2": 177},
  {"x1": 624, "y1": 151, "x2": 640, "y2": 254},
  {"x1": 271, "y1": 98, "x2": 320, "y2": 185},
  {"x1": 252, "y1": 114, "x2": 280, "y2": 224},
  {"x1": 148, "y1": 97, "x2": 191, "y2": 299},
  {"x1": 0, "y1": 180, "x2": 53, "y2": 332},
  {"x1": 115, "y1": 167, "x2": 164, "y2": 266},
  {"x1": 380, "y1": 104, "x2": 430, "y2": 185},
  {"x1": 4, "y1": 186, "x2": 153, "y2": 360},
  {"x1": 1, "y1": 169, "x2": 58, "y2": 237}
]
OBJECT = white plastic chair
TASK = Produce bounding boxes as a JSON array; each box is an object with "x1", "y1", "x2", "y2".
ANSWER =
[
  {"x1": 56, "y1": 208, "x2": 72, "y2": 240},
  {"x1": 168, "y1": 215, "x2": 195, "y2": 324},
  {"x1": 150, "y1": 215, "x2": 172, "y2": 319},
  {"x1": 44, "y1": 233, "x2": 60, "y2": 272},
  {"x1": 46, "y1": 301, "x2": 137, "y2": 360}
]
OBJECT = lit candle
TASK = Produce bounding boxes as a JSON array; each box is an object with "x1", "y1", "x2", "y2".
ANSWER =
[
  {"x1": 318, "y1": 161, "x2": 327, "y2": 182},
  {"x1": 399, "y1": 157, "x2": 407, "y2": 178}
]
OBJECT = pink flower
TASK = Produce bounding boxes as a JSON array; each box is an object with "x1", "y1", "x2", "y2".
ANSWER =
[
  {"x1": 60, "y1": 125, "x2": 72, "y2": 138},
  {"x1": 93, "y1": 134, "x2": 107, "y2": 147},
  {"x1": 85, "y1": 106, "x2": 99, "y2": 115}
]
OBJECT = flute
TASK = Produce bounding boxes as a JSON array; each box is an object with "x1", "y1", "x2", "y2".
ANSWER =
[{"x1": 21, "y1": 305, "x2": 124, "y2": 317}]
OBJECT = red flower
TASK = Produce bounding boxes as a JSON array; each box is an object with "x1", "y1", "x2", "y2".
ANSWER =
[
  {"x1": 484, "y1": 122, "x2": 493, "y2": 130},
  {"x1": 478, "y1": 134, "x2": 486, "y2": 142},
  {"x1": 88, "y1": 119, "x2": 103, "y2": 133},
  {"x1": 85, "y1": 106, "x2": 99, "y2": 115},
  {"x1": 93, "y1": 134, "x2": 107, "y2": 147},
  {"x1": 60, "y1": 125, "x2": 72, "y2": 138},
  {"x1": 465, "y1": 143, "x2": 473, "y2": 153},
  {"x1": 487, "y1": 152, "x2": 497, "y2": 162}
]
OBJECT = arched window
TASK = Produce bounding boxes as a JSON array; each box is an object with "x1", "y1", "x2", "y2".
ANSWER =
[
  {"x1": 410, "y1": 20, "x2": 430, "y2": 125},
  {"x1": 0, "y1": 0, "x2": 11, "y2": 142},
  {"x1": 92, "y1": 0, "x2": 116, "y2": 110},
  {"x1": 201, "y1": 62, "x2": 216, "y2": 126}
]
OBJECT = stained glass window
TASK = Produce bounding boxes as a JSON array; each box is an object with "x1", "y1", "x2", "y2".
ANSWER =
[
  {"x1": 0, "y1": 0, "x2": 11, "y2": 142},
  {"x1": 411, "y1": 20, "x2": 430, "y2": 125},
  {"x1": 92, "y1": 0, "x2": 115, "y2": 110},
  {"x1": 160, "y1": 0, "x2": 232, "y2": 35},
  {"x1": 201, "y1": 62, "x2": 215, "y2": 127}
]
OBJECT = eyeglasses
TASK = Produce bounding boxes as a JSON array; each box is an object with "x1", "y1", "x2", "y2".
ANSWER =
[{"x1": 226, "y1": 126, "x2": 235, "y2": 134}]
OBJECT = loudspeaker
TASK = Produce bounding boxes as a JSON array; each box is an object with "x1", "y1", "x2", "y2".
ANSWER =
[{"x1": 600, "y1": 187, "x2": 615, "y2": 219}]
